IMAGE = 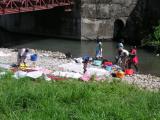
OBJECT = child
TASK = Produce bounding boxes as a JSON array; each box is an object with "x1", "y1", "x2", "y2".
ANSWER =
[{"x1": 82, "y1": 56, "x2": 90, "y2": 74}]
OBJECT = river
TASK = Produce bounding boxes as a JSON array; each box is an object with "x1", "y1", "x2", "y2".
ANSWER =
[{"x1": 0, "y1": 30, "x2": 159, "y2": 76}]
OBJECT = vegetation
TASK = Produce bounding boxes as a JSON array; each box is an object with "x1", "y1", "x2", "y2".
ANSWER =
[
  {"x1": 0, "y1": 73, "x2": 160, "y2": 120},
  {"x1": 143, "y1": 22, "x2": 160, "y2": 47},
  {"x1": 153, "y1": 23, "x2": 160, "y2": 45}
]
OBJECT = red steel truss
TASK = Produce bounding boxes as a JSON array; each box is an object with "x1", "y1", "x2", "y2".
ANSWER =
[{"x1": 0, "y1": 0, "x2": 73, "y2": 15}]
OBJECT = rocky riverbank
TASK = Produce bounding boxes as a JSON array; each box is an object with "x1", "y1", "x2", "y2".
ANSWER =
[
  {"x1": 0, "y1": 48, "x2": 160, "y2": 91},
  {"x1": 0, "y1": 48, "x2": 72, "y2": 71},
  {"x1": 124, "y1": 74, "x2": 160, "y2": 91}
]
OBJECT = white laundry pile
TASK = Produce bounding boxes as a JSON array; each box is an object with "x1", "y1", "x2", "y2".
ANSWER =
[
  {"x1": 52, "y1": 71, "x2": 82, "y2": 79},
  {"x1": 13, "y1": 71, "x2": 43, "y2": 79},
  {"x1": 58, "y1": 62, "x2": 84, "y2": 74},
  {"x1": 87, "y1": 67, "x2": 110, "y2": 76},
  {"x1": 56, "y1": 62, "x2": 110, "y2": 79},
  {"x1": 32, "y1": 66, "x2": 52, "y2": 74}
]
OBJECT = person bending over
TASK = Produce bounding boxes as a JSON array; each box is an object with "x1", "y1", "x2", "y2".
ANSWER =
[
  {"x1": 116, "y1": 47, "x2": 129, "y2": 70},
  {"x1": 17, "y1": 48, "x2": 29, "y2": 66}
]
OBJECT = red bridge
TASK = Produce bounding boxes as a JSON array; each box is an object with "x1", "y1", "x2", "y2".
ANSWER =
[{"x1": 0, "y1": 0, "x2": 73, "y2": 15}]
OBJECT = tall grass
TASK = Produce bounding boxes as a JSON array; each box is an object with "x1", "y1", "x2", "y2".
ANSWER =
[{"x1": 0, "y1": 74, "x2": 160, "y2": 120}]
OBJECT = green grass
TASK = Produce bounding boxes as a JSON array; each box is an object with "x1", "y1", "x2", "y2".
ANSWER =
[{"x1": 0, "y1": 73, "x2": 160, "y2": 120}]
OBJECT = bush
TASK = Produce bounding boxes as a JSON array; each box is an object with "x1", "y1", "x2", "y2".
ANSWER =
[
  {"x1": 149, "y1": 22, "x2": 160, "y2": 46},
  {"x1": 153, "y1": 23, "x2": 160, "y2": 42},
  {"x1": 142, "y1": 22, "x2": 160, "y2": 48}
]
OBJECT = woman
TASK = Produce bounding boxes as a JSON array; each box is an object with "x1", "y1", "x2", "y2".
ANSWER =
[
  {"x1": 95, "y1": 40, "x2": 103, "y2": 59},
  {"x1": 128, "y1": 46, "x2": 139, "y2": 73}
]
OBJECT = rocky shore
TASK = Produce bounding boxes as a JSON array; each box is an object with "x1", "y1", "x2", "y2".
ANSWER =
[
  {"x1": 124, "y1": 74, "x2": 160, "y2": 91},
  {"x1": 0, "y1": 48, "x2": 160, "y2": 91},
  {"x1": 0, "y1": 48, "x2": 72, "y2": 71}
]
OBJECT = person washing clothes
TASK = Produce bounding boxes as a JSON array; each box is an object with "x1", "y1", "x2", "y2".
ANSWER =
[
  {"x1": 117, "y1": 39, "x2": 124, "y2": 49},
  {"x1": 116, "y1": 47, "x2": 129, "y2": 70},
  {"x1": 82, "y1": 55, "x2": 90, "y2": 74},
  {"x1": 17, "y1": 48, "x2": 29, "y2": 66},
  {"x1": 95, "y1": 37, "x2": 103, "y2": 59},
  {"x1": 128, "y1": 46, "x2": 139, "y2": 73}
]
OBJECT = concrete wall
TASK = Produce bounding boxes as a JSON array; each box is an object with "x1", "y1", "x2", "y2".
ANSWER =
[
  {"x1": 123, "y1": 0, "x2": 160, "y2": 44},
  {"x1": 81, "y1": 0, "x2": 138, "y2": 40},
  {"x1": 0, "y1": 0, "x2": 160, "y2": 43}
]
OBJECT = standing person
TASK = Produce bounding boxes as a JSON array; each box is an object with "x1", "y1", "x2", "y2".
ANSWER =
[
  {"x1": 95, "y1": 37, "x2": 103, "y2": 59},
  {"x1": 128, "y1": 46, "x2": 139, "y2": 73},
  {"x1": 17, "y1": 48, "x2": 29, "y2": 66}
]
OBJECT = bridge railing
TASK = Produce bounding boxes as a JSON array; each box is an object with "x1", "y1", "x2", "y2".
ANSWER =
[{"x1": 0, "y1": 0, "x2": 73, "y2": 15}]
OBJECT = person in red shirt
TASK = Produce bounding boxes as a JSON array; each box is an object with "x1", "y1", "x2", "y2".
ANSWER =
[{"x1": 128, "y1": 46, "x2": 139, "y2": 73}]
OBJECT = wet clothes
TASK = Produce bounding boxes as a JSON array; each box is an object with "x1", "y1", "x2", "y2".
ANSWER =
[{"x1": 119, "y1": 48, "x2": 129, "y2": 57}]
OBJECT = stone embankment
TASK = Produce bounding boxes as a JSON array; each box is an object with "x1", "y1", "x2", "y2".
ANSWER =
[{"x1": 0, "y1": 48, "x2": 160, "y2": 91}]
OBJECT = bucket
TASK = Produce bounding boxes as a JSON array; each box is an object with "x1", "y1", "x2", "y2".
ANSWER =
[
  {"x1": 31, "y1": 54, "x2": 37, "y2": 61},
  {"x1": 125, "y1": 69, "x2": 134, "y2": 75},
  {"x1": 105, "y1": 66, "x2": 112, "y2": 72},
  {"x1": 93, "y1": 60, "x2": 102, "y2": 66},
  {"x1": 116, "y1": 71, "x2": 125, "y2": 79}
]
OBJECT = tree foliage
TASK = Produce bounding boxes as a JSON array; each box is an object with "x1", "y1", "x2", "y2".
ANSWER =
[{"x1": 153, "y1": 23, "x2": 160, "y2": 42}]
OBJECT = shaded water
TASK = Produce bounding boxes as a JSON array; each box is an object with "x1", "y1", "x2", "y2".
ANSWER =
[{"x1": 0, "y1": 30, "x2": 159, "y2": 76}]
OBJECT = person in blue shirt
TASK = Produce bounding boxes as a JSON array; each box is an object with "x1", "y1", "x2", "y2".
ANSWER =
[
  {"x1": 95, "y1": 37, "x2": 103, "y2": 59},
  {"x1": 82, "y1": 55, "x2": 90, "y2": 74}
]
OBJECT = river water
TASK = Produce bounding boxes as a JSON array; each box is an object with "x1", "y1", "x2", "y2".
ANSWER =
[{"x1": 0, "y1": 31, "x2": 159, "y2": 76}]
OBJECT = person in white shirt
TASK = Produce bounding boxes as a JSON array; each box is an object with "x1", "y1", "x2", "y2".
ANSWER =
[
  {"x1": 119, "y1": 48, "x2": 129, "y2": 57},
  {"x1": 17, "y1": 48, "x2": 29, "y2": 66},
  {"x1": 116, "y1": 47, "x2": 129, "y2": 69}
]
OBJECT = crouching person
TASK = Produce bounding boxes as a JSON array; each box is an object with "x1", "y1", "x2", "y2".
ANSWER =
[{"x1": 82, "y1": 56, "x2": 90, "y2": 74}]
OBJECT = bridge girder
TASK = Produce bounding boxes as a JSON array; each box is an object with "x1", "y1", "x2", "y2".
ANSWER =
[{"x1": 0, "y1": 0, "x2": 73, "y2": 15}]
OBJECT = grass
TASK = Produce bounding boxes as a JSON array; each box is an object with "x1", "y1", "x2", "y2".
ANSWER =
[{"x1": 0, "y1": 73, "x2": 160, "y2": 120}]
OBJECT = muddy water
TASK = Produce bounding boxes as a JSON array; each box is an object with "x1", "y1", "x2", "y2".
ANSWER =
[{"x1": 12, "y1": 38, "x2": 160, "y2": 76}]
